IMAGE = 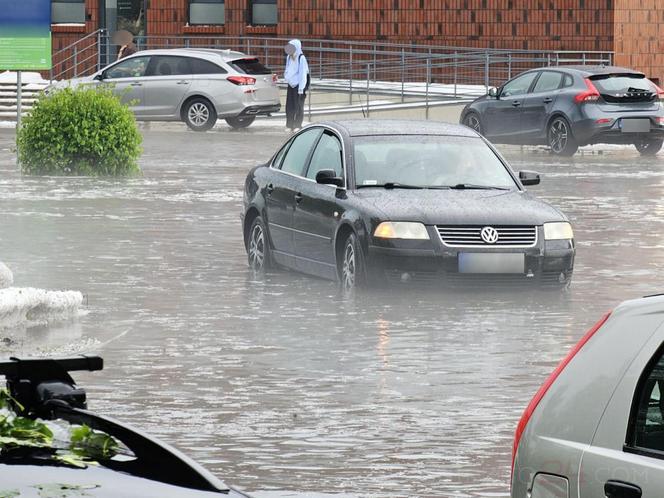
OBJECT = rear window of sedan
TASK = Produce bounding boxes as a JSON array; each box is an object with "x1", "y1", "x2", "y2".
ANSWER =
[
  {"x1": 228, "y1": 58, "x2": 272, "y2": 75},
  {"x1": 352, "y1": 135, "x2": 518, "y2": 189}
]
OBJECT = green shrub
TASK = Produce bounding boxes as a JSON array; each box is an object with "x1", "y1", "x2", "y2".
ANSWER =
[{"x1": 17, "y1": 86, "x2": 142, "y2": 176}]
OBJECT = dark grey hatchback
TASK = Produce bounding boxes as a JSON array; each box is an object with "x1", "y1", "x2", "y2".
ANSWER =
[
  {"x1": 460, "y1": 66, "x2": 664, "y2": 156},
  {"x1": 242, "y1": 120, "x2": 575, "y2": 289}
]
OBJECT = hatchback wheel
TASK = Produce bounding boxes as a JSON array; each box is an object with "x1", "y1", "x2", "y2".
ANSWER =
[
  {"x1": 183, "y1": 98, "x2": 217, "y2": 132},
  {"x1": 340, "y1": 233, "x2": 366, "y2": 291},
  {"x1": 463, "y1": 112, "x2": 483, "y2": 134},
  {"x1": 225, "y1": 116, "x2": 256, "y2": 129},
  {"x1": 548, "y1": 117, "x2": 578, "y2": 156},
  {"x1": 247, "y1": 216, "x2": 270, "y2": 272},
  {"x1": 635, "y1": 138, "x2": 663, "y2": 156}
]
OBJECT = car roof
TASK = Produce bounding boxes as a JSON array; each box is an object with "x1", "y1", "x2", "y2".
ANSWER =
[
  {"x1": 128, "y1": 48, "x2": 248, "y2": 62},
  {"x1": 319, "y1": 119, "x2": 481, "y2": 138}
]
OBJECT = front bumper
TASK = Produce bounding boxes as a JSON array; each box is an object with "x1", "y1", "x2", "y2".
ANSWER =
[{"x1": 366, "y1": 226, "x2": 575, "y2": 287}]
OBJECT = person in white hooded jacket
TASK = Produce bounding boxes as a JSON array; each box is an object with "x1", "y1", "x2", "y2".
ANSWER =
[{"x1": 283, "y1": 39, "x2": 310, "y2": 132}]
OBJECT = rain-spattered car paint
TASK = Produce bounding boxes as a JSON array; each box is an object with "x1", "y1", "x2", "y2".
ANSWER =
[{"x1": 242, "y1": 119, "x2": 575, "y2": 288}]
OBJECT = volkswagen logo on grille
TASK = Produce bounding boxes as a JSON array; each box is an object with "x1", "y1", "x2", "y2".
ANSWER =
[{"x1": 480, "y1": 226, "x2": 499, "y2": 244}]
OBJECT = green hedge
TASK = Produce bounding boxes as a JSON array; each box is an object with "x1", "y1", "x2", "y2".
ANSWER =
[{"x1": 18, "y1": 86, "x2": 142, "y2": 176}]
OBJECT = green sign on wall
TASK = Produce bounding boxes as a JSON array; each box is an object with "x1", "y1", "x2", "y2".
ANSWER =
[{"x1": 0, "y1": 0, "x2": 52, "y2": 70}]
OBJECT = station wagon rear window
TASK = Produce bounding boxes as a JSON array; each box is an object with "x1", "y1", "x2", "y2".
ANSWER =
[{"x1": 229, "y1": 58, "x2": 272, "y2": 75}]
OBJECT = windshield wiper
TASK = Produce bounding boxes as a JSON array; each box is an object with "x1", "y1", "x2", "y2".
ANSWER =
[
  {"x1": 357, "y1": 182, "x2": 424, "y2": 189},
  {"x1": 447, "y1": 183, "x2": 510, "y2": 190}
]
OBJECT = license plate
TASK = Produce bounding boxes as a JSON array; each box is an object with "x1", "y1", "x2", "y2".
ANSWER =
[
  {"x1": 621, "y1": 118, "x2": 651, "y2": 133},
  {"x1": 458, "y1": 253, "x2": 525, "y2": 274}
]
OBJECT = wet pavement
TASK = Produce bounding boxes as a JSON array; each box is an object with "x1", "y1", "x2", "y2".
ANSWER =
[{"x1": 1, "y1": 123, "x2": 663, "y2": 497}]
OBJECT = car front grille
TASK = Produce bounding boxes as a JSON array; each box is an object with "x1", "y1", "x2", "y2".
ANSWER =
[{"x1": 436, "y1": 225, "x2": 537, "y2": 247}]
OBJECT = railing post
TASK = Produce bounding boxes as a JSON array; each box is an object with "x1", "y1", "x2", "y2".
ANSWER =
[
  {"x1": 264, "y1": 39, "x2": 268, "y2": 68},
  {"x1": 97, "y1": 30, "x2": 102, "y2": 72},
  {"x1": 373, "y1": 43, "x2": 377, "y2": 82},
  {"x1": 366, "y1": 63, "x2": 370, "y2": 118},
  {"x1": 508, "y1": 53, "x2": 512, "y2": 79},
  {"x1": 547, "y1": 53, "x2": 551, "y2": 67},
  {"x1": 426, "y1": 58, "x2": 430, "y2": 120},
  {"x1": 319, "y1": 41, "x2": 322, "y2": 79},
  {"x1": 73, "y1": 46, "x2": 78, "y2": 78},
  {"x1": 401, "y1": 48, "x2": 405, "y2": 103},
  {"x1": 349, "y1": 45, "x2": 353, "y2": 105},
  {"x1": 453, "y1": 51, "x2": 458, "y2": 98},
  {"x1": 484, "y1": 51, "x2": 490, "y2": 94}
]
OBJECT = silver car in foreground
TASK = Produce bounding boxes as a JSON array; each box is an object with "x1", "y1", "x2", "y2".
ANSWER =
[
  {"x1": 63, "y1": 48, "x2": 280, "y2": 131},
  {"x1": 512, "y1": 294, "x2": 664, "y2": 498}
]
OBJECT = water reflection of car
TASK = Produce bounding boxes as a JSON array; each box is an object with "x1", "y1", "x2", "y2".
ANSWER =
[
  {"x1": 241, "y1": 120, "x2": 575, "y2": 289},
  {"x1": 55, "y1": 48, "x2": 280, "y2": 132},
  {"x1": 0, "y1": 356, "x2": 253, "y2": 497},
  {"x1": 461, "y1": 66, "x2": 664, "y2": 156},
  {"x1": 512, "y1": 295, "x2": 664, "y2": 498}
]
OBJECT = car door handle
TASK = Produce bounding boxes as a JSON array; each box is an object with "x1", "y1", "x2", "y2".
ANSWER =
[
  {"x1": 511, "y1": 100, "x2": 521, "y2": 107},
  {"x1": 543, "y1": 97, "x2": 553, "y2": 103},
  {"x1": 294, "y1": 193, "x2": 303, "y2": 204},
  {"x1": 176, "y1": 80, "x2": 189, "y2": 85},
  {"x1": 604, "y1": 480, "x2": 642, "y2": 498},
  {"x1": 130, "y1": 82, "x2": 142, "y2": 87},
  {"x1": 266, "y1": 184, "x2": 274, "y2": 195}
]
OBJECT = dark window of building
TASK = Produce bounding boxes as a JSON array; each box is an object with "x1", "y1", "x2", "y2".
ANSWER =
[
  {"x1": 251, "y1": 0, "x2": 277, "y2": 26},
  {"x1": 51, "y1": 0, "x2": 85, "y2": 24},
  {"x1": 189, "y1": 58, "x2": 227, "y2": 74},
  {"x1": 189, "y1": 0, "x2": 224, "y2": 25},
  {"x1": 146, "y1": 56, "x2": 192, "y2": 77}
]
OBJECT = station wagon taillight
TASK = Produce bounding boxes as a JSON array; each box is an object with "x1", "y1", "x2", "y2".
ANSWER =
[
  {"x1": 574, "y1": 78, "x2": 600, "y2": 103},
  {"x1": 227, "y1": 76, "x2": 256, "y2": 86},
  {"x1": 511, "y1": 311, "x2": 612, "y2": 481}
]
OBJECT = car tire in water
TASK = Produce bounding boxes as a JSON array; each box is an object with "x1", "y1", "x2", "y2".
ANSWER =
[
  {"x1": 463, "y1": 112, "x2": 483, "y2": 135},
  {"x1": 247, "y1": 216, "x2": 271, "y2": 273},
  {"x1": 183, "y1": 98, "x2": 217, "y2": 132},
  {"x1": 339, "y1": 232, "x2": 366, "y2": 291},
  {"x1": 225, "y1": 116, "x2": 256, "y2": 129},
  {"x1": 547, "y1": 117, "x2": 578, "y2": 157},
  {"x1": 634, "y1": 138, "x2": 663, "y2": 156}
]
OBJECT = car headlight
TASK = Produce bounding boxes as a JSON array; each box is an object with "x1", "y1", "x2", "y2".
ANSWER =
[
  {"x1": 544, "y1": 222, "x2": 574, "y2": 240},
  {"x1": 374, "y1": 222, "x2": 430, "y2": 240}
]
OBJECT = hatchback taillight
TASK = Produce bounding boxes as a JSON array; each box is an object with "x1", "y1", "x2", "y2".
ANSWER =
[
  {"x1": 511, "y1": 311, "x2": 612, "y2": 481},
  {"x1": 654, "y1": 84, "x2": 664, "y2": 102},
  {"x1": 574, "y1": 78, "x2": 600, "y2": 104},
  {"x1": 227, "y1": 76, "x2": 256, "y2": 86}
]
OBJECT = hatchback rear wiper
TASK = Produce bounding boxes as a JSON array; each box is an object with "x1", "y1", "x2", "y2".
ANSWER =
[{"x1": 448, "y1": 183, "x2": 510, "y2": 190}]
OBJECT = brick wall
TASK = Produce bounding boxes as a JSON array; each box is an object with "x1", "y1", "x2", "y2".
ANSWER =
[{"x1": 614, "y1": 0, "x2": 664, "y2": 84}]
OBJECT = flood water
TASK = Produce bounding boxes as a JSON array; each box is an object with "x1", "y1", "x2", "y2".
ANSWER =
[{"x1": 1, "y1": 124, "x2": 663, "y2": 497}]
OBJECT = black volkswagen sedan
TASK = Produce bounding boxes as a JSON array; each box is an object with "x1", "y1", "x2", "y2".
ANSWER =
[
  {"x1": 242, "y1": 120, "x2": 575, "y2": 289},
  {"x1": 460, "y1": 66, "x2": 664, "y2": 156}
]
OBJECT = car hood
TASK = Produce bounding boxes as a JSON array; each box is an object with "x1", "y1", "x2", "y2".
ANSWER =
[
  {"x1": 50, "y1": 75, "x2": 96, "y2": 90},
  {"x1": 352, "y1": 188, "x2": 567, "y2": 226}
]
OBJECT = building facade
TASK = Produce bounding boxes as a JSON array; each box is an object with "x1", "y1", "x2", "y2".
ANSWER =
[{"x1": 49, "y1": 0, "x2": 664, "y2": 82}]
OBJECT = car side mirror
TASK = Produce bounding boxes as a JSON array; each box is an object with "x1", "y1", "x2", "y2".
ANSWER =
[
  {"x1": 315, "y1": 169, "x2": 344, "y2": 188},
  {"x1": 519, "y1": 170, "x2": 541, "y2": 186},
  {"x1": 94, "y1": 72, "x2": 105, "y2": 81},
  {"x1": 488, "y1": 87, "x2": 498, "y2": 98}
]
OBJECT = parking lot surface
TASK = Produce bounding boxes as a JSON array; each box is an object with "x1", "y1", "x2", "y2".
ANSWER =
[{"x1": 1, "y1": 124, "x2": 663, "y2": 497}]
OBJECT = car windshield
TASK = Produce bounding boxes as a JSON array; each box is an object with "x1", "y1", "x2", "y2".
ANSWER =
[{"x1": 352, "y1": 135, "x2": 518, "y2": 189}]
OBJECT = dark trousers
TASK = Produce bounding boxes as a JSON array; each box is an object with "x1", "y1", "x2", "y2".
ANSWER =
[{"x1": 286, "y1": 85, "x2": 306, "y2": 129}]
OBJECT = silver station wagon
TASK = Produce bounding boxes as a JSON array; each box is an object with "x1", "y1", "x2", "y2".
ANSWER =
[{"x1": 61, "y1": 48, "x2": 281, "y2": 131}]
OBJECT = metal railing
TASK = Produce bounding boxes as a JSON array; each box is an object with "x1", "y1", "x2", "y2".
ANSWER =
[{"x1": 49, "y1": 32, "x2": 614, "y2": 116}]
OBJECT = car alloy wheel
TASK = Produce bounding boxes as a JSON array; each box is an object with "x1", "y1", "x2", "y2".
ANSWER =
[
  {"x1": 548, "y1": 117, "x2": 578, "y2": 156},
  {"x1": 342, "y1": 240, "x2": 356, "y2": 290},
  {"x1": 464, "y1": 113, "x2": 482, "y2": 134},
  {"x1": 635, "y1": 138, "x2": 664, "y2": 156},
  {"x1": 188, "y1": 103, "x2": 209, "y2": 127},
  {"x1": 248, "y1": 222, "x2": 266, "y2": 271}
]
